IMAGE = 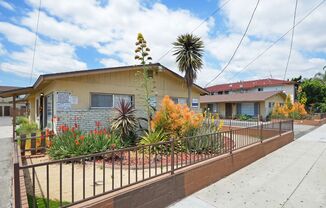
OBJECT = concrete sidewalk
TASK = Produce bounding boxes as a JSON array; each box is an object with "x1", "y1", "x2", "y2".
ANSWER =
[
  {"x1": 0, "y1": 117, "x2": 13, "y2": 208},
  {"x1": 170, "y1": 124, "x2": 326, "y2": 208}
]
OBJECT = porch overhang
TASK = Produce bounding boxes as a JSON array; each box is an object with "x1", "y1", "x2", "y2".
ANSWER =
[{"x1": 0, "y1": 87, "x2": 34, "y2": 98}]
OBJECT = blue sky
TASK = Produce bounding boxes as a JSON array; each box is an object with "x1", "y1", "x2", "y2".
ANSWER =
[{"x1": 0, "y1": 0, "x2": 325, "y2": 87}]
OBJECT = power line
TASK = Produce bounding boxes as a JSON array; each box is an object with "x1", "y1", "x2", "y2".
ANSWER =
[
  {"x1": 229, "y1": 0, "x2": 325, "y2": 82},
  {"x1": 29, "y1": 0, "x2": 42, "y2": 85},
  {"x1": 156, "y1": 0, "x2": 233, "y2": 63},
  {"x1": 283, "y1": 0, "x2": 299, "y2": 80},
  {"x1": 205, "y1": 0, "x2": 261, "y2": 87}
]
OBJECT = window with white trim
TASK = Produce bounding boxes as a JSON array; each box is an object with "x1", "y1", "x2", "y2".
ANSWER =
[
  {"x1": 192, "y1": 98, "x2": 199, "y2": 108},
  {"x1": 91, "y1": 93, "x2": 113, "y2": 108},
  {"x1": 114, "y1": 94, "x2": 133, "y2": 107},
  {"x1": 171, "y1": 97, "x2": 187, "y2": 105}
]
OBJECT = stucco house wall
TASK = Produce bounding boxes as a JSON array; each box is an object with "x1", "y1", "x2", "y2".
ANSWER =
[
  {"x1": 201, "y1": 93, "x2": 286, "y2": 120},
  {"x1": 27, "y1": 67, "x2": 204, "y2": 131}
]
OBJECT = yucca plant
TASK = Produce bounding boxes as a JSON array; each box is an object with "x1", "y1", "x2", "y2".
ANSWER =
[{"x1": 111, "y1": 99, "x2": 137, "y2": 143}]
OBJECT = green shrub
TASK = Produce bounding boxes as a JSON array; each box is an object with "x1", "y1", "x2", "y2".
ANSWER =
[
  {"x1": 48, "y1": 124, "x2": 123, "y2": 160},
  {"x1": 16, "y1": 121, "x2": 39, "y2": 135},
  {"x1": 183, "y1": 134, "x2": 223, "y2": 154},
  {"x1": 28, "y1": 194, "x2": 69, "y2": 208},
  {"x1": 16, "y1": 116, "x2": 29, "y2": 125},
  {"x1": 235, "y1": 114, "x2": 252, "y2": 121}
]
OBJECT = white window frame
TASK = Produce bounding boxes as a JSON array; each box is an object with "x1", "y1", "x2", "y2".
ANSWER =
[
  {"x1": 114, "y1": 94, "x2": 134, "y2": 107},
  {"x1": 192, "y1": 98, "x2": 199, "y2": 108},
  {"x1": 90, "y1": 93, "x2": 134, "y2": 109},
  {"x1": 90, "y1": 93, "x2": 114, "y2": 109}
]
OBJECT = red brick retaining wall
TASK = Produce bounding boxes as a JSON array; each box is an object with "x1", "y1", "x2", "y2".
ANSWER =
[
  {"x1": 76, "y1": 132, "x2": 294, "y2": 208},
  {"x1": 294, "y1": 118, "x2": 326, "y2": 126}
]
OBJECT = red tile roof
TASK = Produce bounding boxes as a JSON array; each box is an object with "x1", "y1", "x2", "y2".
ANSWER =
[
  {"x1": 206, "y1": 78, "x2": 293, "y2": 93},
  {"x1": 200, "y1": 91, "x2": 286, "y2": 103}
]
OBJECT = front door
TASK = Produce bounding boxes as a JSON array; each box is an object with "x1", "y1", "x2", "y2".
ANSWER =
[
  {"x1": 225, "y1": 103, "x2": 233, "y2": 118},
  {"x1": 4, "y1": 106, "x2": 10, "y2": 116},
  {"x1": 40, "y1": 95, "x2": 44, "y2": 130}
]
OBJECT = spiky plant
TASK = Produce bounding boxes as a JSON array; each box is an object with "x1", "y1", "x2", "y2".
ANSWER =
[
  {"x1": 111, "y1": 99, "x2": 137, "y2": 143},
  {"x1": 173, "y1": 34, "x2": 204, "y2": 107}
]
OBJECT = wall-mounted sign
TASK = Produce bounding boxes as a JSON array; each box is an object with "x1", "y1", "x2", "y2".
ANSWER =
[
  {"x1": 57, "y1": 92, "x2": 71, "y2": 111},
  {"x1": 69, "y1": 96, "x2": 78, "y2": 105}
]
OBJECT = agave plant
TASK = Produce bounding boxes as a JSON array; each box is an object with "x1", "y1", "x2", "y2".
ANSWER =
[
  {"x1": 139, "y1": 129, "x2": 168, "y2": 154},
  {"x1": 111, "y1": 99, "x2": 137, "y2": 143}
]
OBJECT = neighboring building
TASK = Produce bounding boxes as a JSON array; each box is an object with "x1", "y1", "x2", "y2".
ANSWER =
[
  {"x1": 0, "y1": 63, "x2": 207, "y2": 131},
  {"x1": 0, "y1": 86, "x2": 26, "y2": 117},
  {"x1": 200, "y1": 91, "x2": 287, "y2": 120},
  {"x1": 206, "y1": 78, "x2": 295, "y2": 102}
]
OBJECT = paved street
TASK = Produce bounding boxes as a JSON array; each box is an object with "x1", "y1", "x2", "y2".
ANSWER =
[
  {"x1": 0, "y1": 117, "x2": 13, "y2": 208},
  {"x1": 170, "y1": 124, "x2": 326, "y2": 208}
]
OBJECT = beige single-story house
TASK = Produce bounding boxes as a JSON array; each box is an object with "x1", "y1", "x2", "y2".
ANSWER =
[
  {"x1": 0, "y1": 63, "x2": 207, "y2": 131},
  {"x1": 0, "y1": 86, "x2": 27, "y2": 117},
  {"x1": 200, "y1": 91, "x2": 286, "y2": 120}
]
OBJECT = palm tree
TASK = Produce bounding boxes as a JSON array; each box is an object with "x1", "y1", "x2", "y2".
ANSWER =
[
  {"x1": 314, "y1": 66, "x2": 326, "y2": 83},
  {"x1": 173, "y1": 34, "x2": 204, "y2": 107}
]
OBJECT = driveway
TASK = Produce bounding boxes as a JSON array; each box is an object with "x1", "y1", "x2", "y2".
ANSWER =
[
  {"x1": 169, "y1": 124, "x2": 326, "y2": 208},
  {"x1": 0, "y1": 117, "x2": 13, "y2": 208}
]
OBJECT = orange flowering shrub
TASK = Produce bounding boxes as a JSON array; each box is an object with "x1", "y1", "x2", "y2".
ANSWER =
[
  {"x1": 151, "y1": 96, "x2": 203, "y2": 138},
  {"x1": 272, "y1": 100, "x2": 307, "y2": 120}
]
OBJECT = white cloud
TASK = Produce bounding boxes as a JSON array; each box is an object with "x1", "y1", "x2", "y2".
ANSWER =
[
  {"x1": 204, "y1": 0, "x2": 326, "y2": 85},
  {"x1": 0, "y1": 43, "x2": 6, "y2": 55},
  {"x1": 22, "y1": 0, "x2": 211, "y2": 69},
  {"x1": 0, "y1": 1, "x2": 14, "y2": 11},
  {"x1": 0, "y1": 41, "x2": 87, "y2": 77},
  {"x1": 0, "y1": 23, "x2": 86, "y2": 77},
  {"x1": 0, "y1": 22, "x2": 35, "y2": 46},
  {"x1": 0, "y1": 0, "x2": 325, "y2": 87}
]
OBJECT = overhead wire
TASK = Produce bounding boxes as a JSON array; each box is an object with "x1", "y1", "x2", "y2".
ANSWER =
[
  {"x1": 229, "y1": 0, "x2": 325, "y2": 82},
  {"x1": 283, "y1": 0, "x2": 299, "y2": 80},
  {"x1": 156, "y1": 0, "x2": 233, "y2": 63},
  {"x1": 29, "y1": 0, "x2": 42, "y2": 85},
  {"x1": 204, "y1": 0, "x2": 261, "y2": 87}
]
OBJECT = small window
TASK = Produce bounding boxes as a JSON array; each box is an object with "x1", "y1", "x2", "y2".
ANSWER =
[
  {"x1": 171, "y1": 97, "x2": 187, "y2": 105},
  {"x1": 192, "y1": 98, "x2": 199, "y2": 108},
  {"x1": 258, "y1": 87, "x2": 263, "y2": 91},
  {"x1": 178, "y1": 98, "x2": 187, "y2": 105},
  {"x1": 224, "y1": 91, "x2": 229, "y2": 94},
  {"x1": 171, "y1": 97, "x2": 178, "y2": 104},
  {"x1": 114, "y1": 94, "x2": 133, "y2": 107},
  {"x1": 91, "y1": 93, "x2": 113, "y2": 108},
  {"x1": 218, "y1": 91, "x2": 223, "y2": 95}
]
